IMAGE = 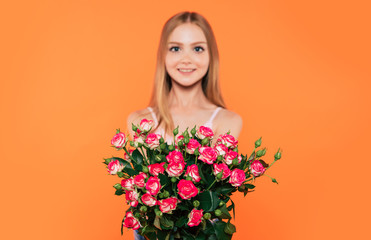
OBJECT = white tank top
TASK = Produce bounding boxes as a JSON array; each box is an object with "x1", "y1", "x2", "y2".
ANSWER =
[{"x1": 147, "y1": 107, "x2": 221, "y2": 144}]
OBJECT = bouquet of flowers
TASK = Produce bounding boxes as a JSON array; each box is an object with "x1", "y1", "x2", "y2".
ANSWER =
[{"x1": 104, "y1": 119, "x2": 281, "y2": 240}]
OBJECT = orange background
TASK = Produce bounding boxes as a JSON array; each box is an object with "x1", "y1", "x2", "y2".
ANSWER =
[{"x1": 1, "y1": 0, "x2": 370, "y2": 239}]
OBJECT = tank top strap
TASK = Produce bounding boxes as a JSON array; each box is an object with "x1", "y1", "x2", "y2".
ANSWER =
[
  {"x1": 147, "y1": 107, "x2": 158, "y2": 126},
  {"x1": 204, "y1": 107, "x2": 222, "y2": 128}
]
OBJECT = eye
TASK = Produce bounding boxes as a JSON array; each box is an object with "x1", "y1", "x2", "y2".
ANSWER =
[
  {"x1": 169, "y1": 46, "x2": 180, "y2": 52},
  {"x1": 194, "y1": 46, "x2": 204, "y2": 52}
]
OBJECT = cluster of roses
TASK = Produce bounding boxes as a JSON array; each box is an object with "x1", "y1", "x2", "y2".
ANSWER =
[{"x1": 106, "y1": 118, "x2": 281, "y2": 238}]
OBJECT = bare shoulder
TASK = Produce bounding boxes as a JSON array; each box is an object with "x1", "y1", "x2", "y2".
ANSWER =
[{"x1": 215, "y1": 108, "x2": 243, "y2": 138}]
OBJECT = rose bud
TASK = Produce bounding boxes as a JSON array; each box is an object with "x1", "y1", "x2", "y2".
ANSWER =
[
  {"x1": 173, "y1": 126, "x2": 179, "y2": 136},
  {"x1": 219, "y1": 201, "x2": 225, "y2": 206},
  {"x1": 113, "y1": 183, "x2": 122, "y2": 190},
  {"x1": 250, "y1": 160, "x2": 266, "y2": 177},
  {"x1": 224, "y1": 221, "x2": 236, "y2": 235},
  {"x1": 154, "y1": 209, "x2": 163, "y2": 217},
  {"x1": 163, "y1": 190, "x2": 170, "y2": 198},
  {"x1": 214, "y1": 209, "x2": 222, "y2": 216},
  {"x1": 190, "y1": 126, "x2": 197, "y2": 136},
  {"x1": 131, "y1": 123, "x2": 138, "y2": 132},
  {"x1": 203, "y1": 212, "x2": 211, "y2": 220},
  {"x1": 111, "y1": 132, "x2": 127, "y2": 149},
  {"x1": 196, "y1": 126, "x2": 214, "y2": 140},
  {"x1": 145, "y1": 176, "x2": 161, "y2": 196},
  {"x1": 201, "y1": 137, "x2": 209, "y2": 146},
  {"x1": 187, "y1": 209, "x2": 203, "y2": 227},
  {"x1": 229, "y1": 169, "x2": 247, "y2": 187},
  {"x1": 122, "y1": 211, "x2": 141, "y2": 230},
  {"x1": 141, "y1": 193, "x2": 157, "y2": 207},
  {"x1": 107, "y1": 160, "x2": 124, "y2": 175},
  {"x1": 139, "y1": 118, "x2": 154, "y2": 133},
  {"x1": 184, "y1": 138, "x2": 189, "y2": 144},
  {"x1": 274, "y1": 149, "x2": 282, "y2": 160},
  {"x1": 177, "y1": 179, "x2": 198, "y2": 200},
  {"x1": 193, "y1": 200, "x2": 200, "y2": 208},
  {"x1": 255, "y1": 137, "x2": 262, "y2": 148},
  {"x1": 171, "y1": 177, "x2": 177, "y2": 183},
  {"x1": 140, "y1": 206, "x2": 148, "y2": 212},
  {"x1": 142, "y1": 166, "x2": 149, "y2": 173},
  {"x1": 256, "y1": 148, "x2": 266, "y2": 157}
]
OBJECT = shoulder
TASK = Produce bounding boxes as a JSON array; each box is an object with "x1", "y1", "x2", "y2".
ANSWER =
[{"x1": 215, "y1": 108, "x2": 243, "y2": 138}]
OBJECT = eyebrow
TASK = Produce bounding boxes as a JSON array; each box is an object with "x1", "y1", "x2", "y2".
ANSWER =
[{"x1": 168, "y1": 41, "x2": 207, "y2": 45}]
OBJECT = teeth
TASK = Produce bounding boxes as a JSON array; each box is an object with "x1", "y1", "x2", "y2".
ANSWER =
[{"x1": 178, "y1": 69, "x2": 194, "y2": 72}]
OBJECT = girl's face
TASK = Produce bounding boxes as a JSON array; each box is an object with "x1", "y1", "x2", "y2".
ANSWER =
[{"x1": 165, "y1": 23, "x2": 210, "y2": 87}]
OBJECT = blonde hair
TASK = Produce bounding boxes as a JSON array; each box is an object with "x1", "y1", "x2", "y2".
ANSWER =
[{"x1": 149, "y1": 11, "x2": 225, "y2": 133}]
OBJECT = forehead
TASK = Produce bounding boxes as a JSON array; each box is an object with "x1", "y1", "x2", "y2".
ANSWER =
[{"x1": 167, "y1": 23, "x2": 207, "y2": 44}]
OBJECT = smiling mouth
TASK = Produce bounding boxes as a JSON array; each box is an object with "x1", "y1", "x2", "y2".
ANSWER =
[{"x1": 177, "y1": 68, "x2": 196, "y2": 73}]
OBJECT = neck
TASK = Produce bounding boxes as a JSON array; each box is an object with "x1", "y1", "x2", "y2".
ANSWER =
[{"x1": 168, "y1": 80, "x2": 210, "y2": 110}]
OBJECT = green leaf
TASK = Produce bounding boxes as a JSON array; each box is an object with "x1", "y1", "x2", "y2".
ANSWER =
[
  {"x1": 227, "y1": 199, "x2": 235, "y2": 219},
  {"x1": 248, "y1": 151, "x2": 255, "y2": 161},
  {"x1": 218, "y1": 205, "x2": 231, "y2": 220},
  {"x1": 195, "y1": 232, "x2": 207, "y2": 240},
  {"x1": 175, "y1": 216, "x2": 188, "y2": 228},
  {"x1": 198, "y1": 191, "x2": 221, "y2": 212},
  {"x1": 132, "y1": 149, "x2": 144, "y2": 166},
  {"x1": 115, "y1": 189, "x2": 124, "y2": 196},
  {"x1": 245, "y1": 183, "x2": 255, "y2": 189},
  {"x1": 224, "y1": 221, "x2": 236, "y2": 235},
  {"x1": 160, "y1": 215, "x2": 174, "y2": 230},
  {"x1": 154, "y1": 215, "x2": 161, "y2": 230},
  {"x1": 215, "y1": 185, "x2": 235, "y2": 195},
  {"x1": 213, "y1": 221, "x2": 232, "y2": 240}
]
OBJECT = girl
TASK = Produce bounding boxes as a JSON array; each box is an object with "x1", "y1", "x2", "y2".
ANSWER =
[{"x1": 127, "y1": 11, "x2": 242, "y2": 240}]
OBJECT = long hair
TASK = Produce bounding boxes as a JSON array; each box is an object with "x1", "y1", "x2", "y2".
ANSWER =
[{"x1": 149, "y1": 11, "x2": 225, "y2": 133}]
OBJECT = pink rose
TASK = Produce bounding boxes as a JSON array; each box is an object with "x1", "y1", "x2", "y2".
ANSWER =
[
  {"x1": 133, "y1": 134, "x2": 145, "y2": 147},
  {"x1": 250, "y1": 160, "x2": 266, "y2": 177},
  {"x1": 186, "y1": 139, "x2": 201, "y2": 154},
  {"x1": 213, "y1": 163, "x2": 231, "y2": 180},
  {"x1": 216, "y1": 134, "x2": 238, "y2": 149},
  {"x1": 187, "y1": 208, "x2": 203, "y2": 227},
  {"x1": 125, "y1": 190, "x2": 139, "y2": 207},
  {"x1": 139, "y1": 118, "x2": 154, "y2": 132},
  {"x1": 145, "y1": 176, "x2": 161, "y2": 195},
  {"x1": 214, "y1": 144, "x2": 228, "y2": 156},
  {"x1": 107, "y1": 160, "x2": 124, "y2": 174},
  {"x1": 141, "y1": 193, "x2": 157, "y2": 207},
  {"x1": 177, "y1": 179, "x2": 198, "y2": 200},
  {"x1": 145, "y1": 133, "x2": 161, "y2": 149},
  {"x1": 198, "y1": 147, "x2": 217, "y2": 164},
  {"x1": 166, "y1": 151, "x2": 184, "y2": 164},
  {"x1": 121, "y1": 177, "x2": 135, "y2": 191},
  {"x1": 176, "y1": 135, "x2": 185, "y2": 144},
  {"x1": 185, "y1": 164, "x2": 201, "y2": 182},
  {"x1": 122, "y1": 211, "x2": 141, "y2": 230},
  {"x1": 148, "y1": 162, "x2": 166, "y2": 176},
  {"x1": 123, "y1": 149, "x2": 133, "y2": 162},
  {"x1": 224, "y1": 151, "x2": 240, "y2": 165},
  {"x1": 166, "y1": 161, "x2": 185, "y2": 177},
  {"x1": 229, "y1": 169, "x2": 246, "y2": 187},
  {"x1": 196, "y1": 126, "x2": 214, "y2": 139},
  {"x1": 134, "y1": 172, "x2": 147, "y2": 188},
  {"x1": 158, "y1": 197, "x2": 178, "y2": 213},
  {"x1": 111, "y1": 132, "x2": 126, "y2": 149}
]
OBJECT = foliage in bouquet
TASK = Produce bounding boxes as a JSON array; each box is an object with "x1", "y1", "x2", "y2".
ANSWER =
[{"x1": 104, "y1": 119, "x2": 281, "y2": 240}]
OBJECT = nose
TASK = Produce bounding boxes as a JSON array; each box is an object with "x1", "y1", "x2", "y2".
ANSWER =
[{"x1": 180, "y1": 49, "x2": 192, "y2": 65}]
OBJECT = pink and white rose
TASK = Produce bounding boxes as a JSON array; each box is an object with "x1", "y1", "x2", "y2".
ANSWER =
[
  {"x1": 134, "y1": 172, "x2": 147, "y2": 188},
  {"x1": 166, "y1": 151, "x2": 184, "y2": 164},
  {"x1": 196, "y1": 126, "x2": 214, "y2": 139},
  {"x1": 121, "y1": 177, "x2": 135, "y2": 191},
  {"x1": 229, "y1": 169, "x2": 246, "y2": 187},
  {"x1": 158, "y1": 197, "x2": 178, "y2": 213},
  {"x1": 176, "y1": 135, "x2": 185, "y2": 144},
  {"x1": 145, "y1": 133, "x2": 161, "y2": 149},
  {"x1": 141, "y1": 193, "x2": 157, "y2": 207},
  {"x1": 177, "y1": 179, "x2": 198, "y2": 200},
  {"x1": 139, "y1": 118, "x2": 154, "y2": 132},
  {"x1": 166, "y1": 161, "x2": 185, "y2": 177},
  {"x1": 133, "y1": 134, "x2": 145, "y2": 147},
  {"x1": 224, "y1": 151, "x2": 240, "y2": 165},
  {"x1": 213, "y1": 163, "x2": 231, "y2": 180},
  {"x1": 198, "y1": 146, "x2": 218, "y2": 164},
  {"x1": 214, "y1": 143, "x2": 229, "y2": 156},
  {"x1": 125, "y1": 190, "x2": 139, "y2": 207},
  {"x1": 186, "y1": 139, "x2": 201, "y2": 154},
  {"x1": 250, "y1": 160, "x2": 266, "y2": 177},
  {"x1": 122, "y1": 211, "x2": 141, "y2": 230},
  {"x1": 187, "y1": 208, "x2": 203, "y2": 227},
  {"x1": 185, "y1": 164, "x2": 201, "y2": 182},
  {"x1": 145, "y1": 176, "x2": 161, "y2": 195},
  {"x1": 216, "y1": 134, "x2": 238, "y2": 149},
  {"x1": 111, "y1": 132, "x2": 126, "y2": 149},
  {"x1": 148, "y1": 162, "x2": 166, "y2": 176},
  {"x1": 107, "y1": 160, "x2": 124, "y2": 174}
]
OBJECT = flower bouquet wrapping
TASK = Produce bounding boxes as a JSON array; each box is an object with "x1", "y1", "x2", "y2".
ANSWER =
[{"x1": 104, "y1": 119, "x2": 281, "y2": 240}]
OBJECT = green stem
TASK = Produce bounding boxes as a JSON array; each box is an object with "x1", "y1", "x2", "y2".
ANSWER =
[
  {"x1": 265, "y1": 160, "x2": 277, "y2": 171},
  {"x1": 123, "y1": 147, "x2": 136, "y2": 162},
  {"x1": 195, "y1": 155, "x2": 198, "y2": 165},
  {"x1": 243, "y1": 147, "x2": 256, "y2": 170},
  {"x1": 139, "y1": 147, "x2": 149, "y2": 165},
  {"x1": 207, "y1": 178, "x2": 217, "y2": 191}
]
